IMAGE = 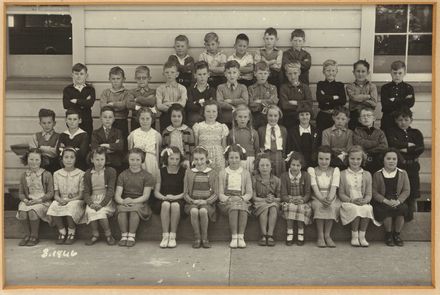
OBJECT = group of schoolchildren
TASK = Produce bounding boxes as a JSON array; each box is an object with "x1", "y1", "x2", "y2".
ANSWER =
[{"x1": 16, "y1": 27, "x2": 424, "y2": 250}]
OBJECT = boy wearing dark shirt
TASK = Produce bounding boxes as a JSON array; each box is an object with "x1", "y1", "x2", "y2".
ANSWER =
[
  {"x1": 62, "y1": 63, "x2": 96, "y2": 139},
  {"x1": 380, "y1": 61, "x2": 415, "y2": 131},
  {"x1": 386, "y1": 108, "x2": 424, "y2": 219},
  {"x1": 281, "y1": 29, "x2": 311, "y2": 85}
]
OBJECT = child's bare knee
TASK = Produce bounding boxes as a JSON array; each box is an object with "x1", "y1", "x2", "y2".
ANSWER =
[
  {"x1": 162, "y1": 201, "x2": 171, "y2": 210},
  {"x1": 170, "y1": 202, "x2": 180, "y2": 211},
  {"x1": 28, "y1": 210, "x2": 39, "y2": 220},
  {"x1": 190, "y1": 208, "x2": 199, "y2": 216},
  {"x1": 199, "y1": 208, "x2": 208, "y2": 215},
  {"x1": 18, "y1": 211, "x2": 28, "y2": 220}
]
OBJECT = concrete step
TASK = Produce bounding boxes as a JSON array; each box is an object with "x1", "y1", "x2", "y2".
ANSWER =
[{"x1": 4, "y1": 210, "x2": 431, "y2": 242}]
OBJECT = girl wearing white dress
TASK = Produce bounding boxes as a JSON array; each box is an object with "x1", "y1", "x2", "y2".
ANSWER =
[
  {"x1": 127, "y1": 107, "x2": 161, "y2": 181},
  {"x1": 308, "y1": 145, "x2": 341, "y2": 248},
  {"x1": 16, "y1": 148, "x2": 54, "y2": 246},
  {"x1": 47, "y1": 147, "x2": 85, "y2": 245},
  {"x1": 339, "y1": 145, "x2": 380, "y2": 247}
]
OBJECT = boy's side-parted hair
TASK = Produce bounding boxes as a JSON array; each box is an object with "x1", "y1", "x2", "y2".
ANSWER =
[
  {"x1": 291, "y1": 29, "x2": 305, "y2": 40},
  {"x1": 344, "y1": 145, "x2": 368, "y2": 166},
  {"x1": 65, "y1": 108, "x2": 81, "y2": 119},
  {"x1": 284, "y1": 61, "x2": 301, "y2": 72},
  {"x1": 358, "y1": 105, "x2": 375, "y2": 116},
  {"x1": 254, "y1": 61, "x2": 270, "y2": 72},
  {"x1": 392, "y1": 107, "x2": 413, "y2": 120},
  {"x1": 175, "y1": 34, "x2": 189, "y2": 44},
  {"x1": 109, "y1": 66, "x2": 125, "y2": 79},
  {"x1": 163, "y1": 60, "x2": 178, "y2": 71},
  {"x1": 204, "y1": 32, "x2": 220, "y2": 44},
  {"x1": 353, "y1": 59, "x2": 370, "y2": 71},
  {"x1": 235, "y1": 33, "x2": 249, "y2": 44},
  {"x1": 323, "y1": 59, "x2": 338, "y2": 70},
  {"x1": 137, "y1": 107, "x2": 156, "y2": 122},
  {"x1": 38, "y1": 108, "x2": 56, "y2": 121},
  {"x1": 264, "y1": 27, "x2": 278, "y2": 37},
  {"x1": 100, "y1": 105, "x2": 115, "y2": 115},
  {"x1": 225, "y1": 60, "x2": 240, "y2": 71},
  {"x1": 72, "y1": 63, "x2": 88, "y2": 73},
  {"x1": 391, "y1": 60, "x2": 406, "y2": 71},
  {"x1": 332, "y1": 106, "x2": 350, "y2": 118},
  {"x1": 194, "y1": 61, "x2": 210, "y2": 72},
  {"x1": 135, "y1": 65, "x2": 151, "y2": 78}
]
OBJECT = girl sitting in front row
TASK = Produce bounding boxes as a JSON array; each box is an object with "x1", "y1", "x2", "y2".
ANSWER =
[
  {"x1": 280, "y1": 151, "x2": 312, "y2": 246},
  {"x1": 184, "y1": 146, "x2": 219, "y2": 249},
  {"x1": 308, "y1": 145, "x2": 341, "y2": 248},
  {"x1": 339, "y1": 145, "x2": 380, "y2": 247},
  {"x1": 128, "y1": 107, "x2": 161, "y2": 181},
  {"x1": 372, "y1": 148, "x2": 410, "y2": 247},
  {"x1": 153, "y1": 146, "x2": 186, "y2": 248},
  {"x1": 47, "y1": 147, "x2": 85, "y2": 245},
  {"x1": 17, "y1": 148, "x2": 54, "y2": 246},
  {"x1": 83, "y1": 147, "x2": 117, "y2": 246},
  {"x1": 218, "y1": 144, "x2": 253, "y2": 248},
  {"x1": 252, "y1": 153, "x2": 281, "y2": 246},
  {"x1": 114, "y1": 148, "x2": 155, "y2": 247}
]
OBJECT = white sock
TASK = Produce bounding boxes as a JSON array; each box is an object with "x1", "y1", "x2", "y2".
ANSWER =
[
  {"x1": 121, "y1": 232, "x2": 128, "y2": 240},
  {"x1": 298, "y1": 228, "x2": 304, "y2": 241},
  {"x1": 67, "y1": 228, "x2": 76, "y2": 235},
  {"x1": 59, "y1": 228, "x2": 67, "y2": 235}
]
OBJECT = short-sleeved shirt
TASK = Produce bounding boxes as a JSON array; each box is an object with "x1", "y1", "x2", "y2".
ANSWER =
[
  {"x1": 117, "y1": 169, "x2": 155, "y2": 199},
  {"x1": 254, "y1": 47, "x2": 283, "y2": 71},
  {"x1": 199, "y1": 51, "x2": 227, "y2": 76},
  {"x1": 227, "y1": 53, "x2": 254, "y2": 80},
  {"x1": 307, "y1": 167, "x2": 340, "y2": 192}
]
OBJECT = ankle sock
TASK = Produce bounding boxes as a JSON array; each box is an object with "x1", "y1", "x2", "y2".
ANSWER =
[
  {"x1": 59, "y1": 228, "x2": 67, "y2": 235},
  {"x1": 298, "y1": 228, "x2": 304, "y2": 241},
  {"x1": 67, "y1": 227, "x2": 76, "y2": 235}
]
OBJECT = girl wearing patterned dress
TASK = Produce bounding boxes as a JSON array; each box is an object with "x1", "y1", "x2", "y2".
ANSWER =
[
  {"x1": 308, "y1": 145, "x2": 341, "y2": 248},
  {"x1": 258, "y1": 105, "x2": 287, "y2": 177},
  {"x1": 372, "y1": 148, "x2": 410, "y2": 247},
  {"x1": 83, "y1": 147, "x2": 117, "y2": 246},
  {"x1": 161, "y1": 104, "x2": 195, "y2": 168},
  {"x1": 280, "y1": 151, "x2": 312, "y2": 246},
  {"x1": 339, "y1": 145, "x2": 380, "y2": 247},
  {"x1": 115, "y1": 148, "x2": 155, "y2": 247},
  {"x1": 219, "y1": 144, "x2": 253, "y2": 248},
  {"x1": 153, "y1": 146, "x2": 186, "y2": 248},
  {"x1": 252, "y1": 153, "x2": 281, "y2": 247},
  {"x1": 184, "y1": 146, "x2": 219, "y2": 249},
  {"x1": 17, "y1": 148, "x2": 54, "y2": 246},
  {"x1": 47, "y1": 147, "x2": 85, "y2": 245},
  {"x1": 227, "y1": 104, "x2": 259, "y2": 173},
  {"x1": 193, "y1": 100, "x2": 229, "y2": 173},
  {"x1": 127, "y1": 107, "x2": 161, "y2": 181}
]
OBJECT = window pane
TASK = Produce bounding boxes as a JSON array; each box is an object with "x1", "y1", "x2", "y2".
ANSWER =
[
  {"x1": 8, "y1": 14, "x2": 72, "y2": 55},
  {"x1": 409, "y1": 5, "x2": 433, "y2": 32},
  {"x1": 375, "y1": 5, "x2": 408, "y2": 33},
  {"x1": 374, "y1": 35, "x2": 406, "y2": 73},
  {"x1": 407, "y1": 34, "x2": 432, "y2": 73}
]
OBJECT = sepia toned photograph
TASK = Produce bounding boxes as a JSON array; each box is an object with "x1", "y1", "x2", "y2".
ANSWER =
[{"x1": 2, "y1": 2, "x2": 433, "y2": 288}]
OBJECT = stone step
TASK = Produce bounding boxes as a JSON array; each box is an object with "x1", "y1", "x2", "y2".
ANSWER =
[{"x1": 3, "y1": 210, "x2": 431, "y2": 242}]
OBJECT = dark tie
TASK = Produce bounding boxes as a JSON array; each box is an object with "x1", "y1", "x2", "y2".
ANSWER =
[
  {"x1": 270, "y1": 126, "x2": 277, "y2": 151},
  {"x1": 104, "y1": 128, "x2": 110, "y2": 139}
]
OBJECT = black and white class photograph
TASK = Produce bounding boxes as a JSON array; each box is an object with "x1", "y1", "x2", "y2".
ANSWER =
[{"x1": 2, "y1": 3, "x2": 433, "y2": 288}]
